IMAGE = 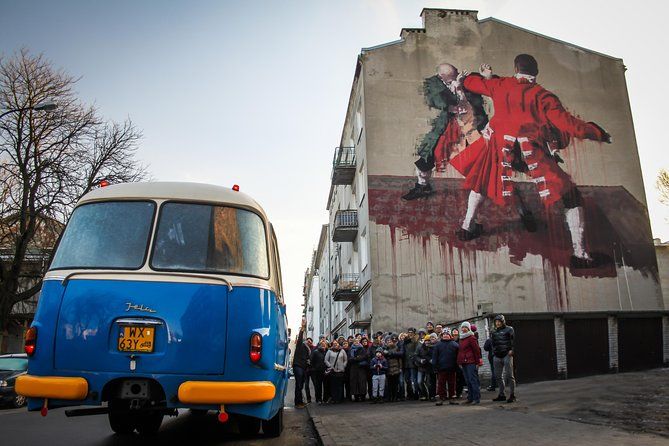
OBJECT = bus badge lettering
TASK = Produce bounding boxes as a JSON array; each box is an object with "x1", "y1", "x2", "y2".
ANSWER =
[{"x1": 125, "y1": 302, "x2": 156, "y2": 313}]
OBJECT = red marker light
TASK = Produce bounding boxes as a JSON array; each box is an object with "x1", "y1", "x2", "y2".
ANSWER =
[
  {"x1": 99, "y1": 180, "x2": 109, "y2": 188},
  {"x1": 24, "y1": 326, "x2": 37, "y2": 356},
  {"x1": 250, "y1": 332, "x2": 262, "y2": 363},
  {"x1": 232, "y1": 184, "x2": 240, "y2": 192}
]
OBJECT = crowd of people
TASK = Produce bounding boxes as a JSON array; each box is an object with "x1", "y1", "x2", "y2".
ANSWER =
[{"x1": 291, "y1": 314, "x2": 516, "y2": 408}]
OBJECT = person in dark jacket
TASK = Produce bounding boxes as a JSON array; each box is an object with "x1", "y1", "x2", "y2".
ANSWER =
[
  {"x1": 451, "y1": 328, "x2": 465, "y2": 398},
  {"x1": 384, "y1": 338, "x2": 403, "y2": 402},
  {"x1": 292, "y1": 328, "x2": 311, "y2": 408},
  {"x1": 457, "y1": 321, "x2": 483, "y2": 404},
  {"x1": 491, "y1": 314, "x2": 516, "y2": 403},
  {"x1": 341, "y1": 340, "x2": 352, "y2": 401},
  {"x1": 309, "y1": 340, "x2": 327, "y2": 404},
  {"x1": 348, "y1": 338, "x2": 369, "y2": 401},
  {"x1": 432, "y1": 329, "x2": 460, "y2": 405},
  {"x1": 403, "y1": 328, "x2": 419, "y2": 400},
  {"x1": 397, "y1": 333, "x2": 407, "y2": 401},
  {"x1": 304, "y1": 337, "x2": 315, "y2": 403},
  {"x1": 414, "y1": 335, "x2": 433, "y2": 400},
  {"x1": 483, "y1": 336, "x2": 497, "y2": 391},
  {"x1": 369, "y1": 349, "x2": 388, "y2": 403},
  {"x1": 367, "y1": 336, "x2": 382, "y2": 400}
]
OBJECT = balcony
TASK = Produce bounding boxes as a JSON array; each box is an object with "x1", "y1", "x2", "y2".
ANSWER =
[
  {"x1": 332, "y1": 273, "x2": 360, "y2": 302},
  {"x1": 349, "y1": 318, "x2": 371, "y2": 330},
  {"x1": 332, "y1": 210, "x2": 358, "y2": 242},
  {"x1": 331, "y1": 147, "x2": 356, "y2": 185}
]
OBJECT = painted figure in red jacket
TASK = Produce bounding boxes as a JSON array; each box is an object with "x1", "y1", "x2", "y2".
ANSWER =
[{"x1": 449, "y1": 54, "x2": 612, "y2": 268}]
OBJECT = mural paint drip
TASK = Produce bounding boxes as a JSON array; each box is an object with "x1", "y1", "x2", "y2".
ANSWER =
[{"x1": 371, "y1": 175, "x2": 658, "y2": 312}]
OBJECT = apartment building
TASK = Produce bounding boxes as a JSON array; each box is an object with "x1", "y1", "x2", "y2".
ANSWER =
[{"x1": 305, "y1": 8, "x2": 668, "y2": 380}]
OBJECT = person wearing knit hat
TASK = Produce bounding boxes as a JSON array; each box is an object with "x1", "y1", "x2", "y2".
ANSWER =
[
  {"x1": 471, "y1": 324, "x2": 479, "y2": 340},
  {"x1": 370, "y1": 348, "x2": 388, "y2": 403},
  {"x1": 457, "y1": 321, "x2": 483, "y2": 404},
  {"x1": 432, "y1": 329, "x2": 459, "y2": 405},
  {"x1": 491, "y1": 314, "x2": 516, "y2": 403}
]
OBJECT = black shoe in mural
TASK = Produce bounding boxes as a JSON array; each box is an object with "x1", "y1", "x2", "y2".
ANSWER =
[
  {"x1": 402, "y1": 182, "x2": 435, "y2": 200},
  {"x1": 520, "y1": 211, "x2": 538, "y2": 232},
  {"x1": 570, "y1": 252, "x2": 613, "y2": 269},
  {"x1": 457, "y1": 223, "x2": 483, "y2": 241}
]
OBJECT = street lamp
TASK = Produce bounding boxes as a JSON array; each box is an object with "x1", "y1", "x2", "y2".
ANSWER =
[{"x1": 0, "y1": 101, "x2": 58, "y2": 120}]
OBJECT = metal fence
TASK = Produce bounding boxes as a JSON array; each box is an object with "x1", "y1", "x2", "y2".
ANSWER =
[{"x1": 335, "y1": 210, "x2": 358, "y2": 228}]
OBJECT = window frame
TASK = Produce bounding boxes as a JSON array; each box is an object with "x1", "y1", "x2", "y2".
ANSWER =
[
  {"x1": 148, "y1": 200, "x2": 271, "y2": 280},
  {"x1": 48, "y1": 200, "x2": 157, "y2": 272}
]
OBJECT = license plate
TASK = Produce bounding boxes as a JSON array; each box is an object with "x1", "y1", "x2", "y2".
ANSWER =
[{"x1": 118, "y1": 325, "x2": 155, "y2": 353}]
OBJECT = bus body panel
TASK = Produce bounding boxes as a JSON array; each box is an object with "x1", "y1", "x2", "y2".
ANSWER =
[
  {"x1": 54, "y1": 279, "x2": 227, "y2": 375},
  {"x1": 25, "y1": 281, "x2": 288, "y2": 420}
]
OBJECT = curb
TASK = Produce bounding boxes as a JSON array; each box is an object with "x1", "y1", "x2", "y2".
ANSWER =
[{"x1": 306, "y1": 404, "x2": 337, "y2": 446}]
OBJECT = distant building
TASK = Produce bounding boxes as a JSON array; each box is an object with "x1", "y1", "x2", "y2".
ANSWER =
[
  {"x1": 0, "y1": 215, "x2": 63, "y2": 353},
  {"x1": 305, "y1": 8, "x2": 668, "y2": 380}
]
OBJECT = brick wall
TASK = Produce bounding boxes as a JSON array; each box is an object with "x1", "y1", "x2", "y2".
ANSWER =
[
  {"x1": 554, "y1": 317, "x2": 567, "y2": 379},
  {"x1": 608, "y1": 316, "x2": 619, "y2": 372}
]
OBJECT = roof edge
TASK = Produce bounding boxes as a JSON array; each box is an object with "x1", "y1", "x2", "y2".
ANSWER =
[
  {"x1": 478, "y1": 17, "x2": 623, "y2": 62},
  {"x1": 361, "y1": 38, "x2": 404, "y2": 53}
]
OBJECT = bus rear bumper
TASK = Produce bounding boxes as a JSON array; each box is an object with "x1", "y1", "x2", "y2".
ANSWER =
[
  {"x1": 178, "y1": 380, "x2": 276, "y2": 404},
  {"x1": 16, "y1": 375, "x2": 88, "y2": 400}
]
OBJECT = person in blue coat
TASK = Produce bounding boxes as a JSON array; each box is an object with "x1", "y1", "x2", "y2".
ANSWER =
[{"x1": 432, "y1": 329, "x2": 460, "y2": 405}]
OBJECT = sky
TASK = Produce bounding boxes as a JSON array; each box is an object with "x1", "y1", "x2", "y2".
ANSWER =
[{"x1": 2, "y1": 0, "x2": 668, "y2": 333}]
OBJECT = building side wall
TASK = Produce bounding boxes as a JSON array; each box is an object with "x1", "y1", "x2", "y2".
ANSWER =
[{"x1": 362, "y1": 10, "x2": 662, "y2": 333}]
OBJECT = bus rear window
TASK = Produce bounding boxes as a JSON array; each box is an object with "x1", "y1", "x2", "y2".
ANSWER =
[
  {"x1": 151, "y1": 203, "x2": 269, "y2": 278},
  {"x1": 50, "y1": 201, "x2": 156, "y2": 270}
]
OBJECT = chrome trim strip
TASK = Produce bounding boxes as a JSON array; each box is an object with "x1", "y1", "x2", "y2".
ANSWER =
[
  {"x1": 115, "y1": 318, "x2": 164, "y2": 326},
  {"x1": 61, "y1": 271, "x2": 233, "y2": 291}
]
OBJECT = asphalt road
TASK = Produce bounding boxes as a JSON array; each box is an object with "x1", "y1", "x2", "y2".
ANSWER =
[{"x1": 0, "y1": 379, "x2": 318, "y2": 446}]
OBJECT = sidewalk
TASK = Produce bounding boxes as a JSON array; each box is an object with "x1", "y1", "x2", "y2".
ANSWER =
[{"x1": 307, "y1": 368, "x2": 669, "y2": 446}]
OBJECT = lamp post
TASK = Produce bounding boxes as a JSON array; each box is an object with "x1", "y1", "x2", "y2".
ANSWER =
[{"x1": 0, "y1": 101, "x2": 57, "y2": 120}]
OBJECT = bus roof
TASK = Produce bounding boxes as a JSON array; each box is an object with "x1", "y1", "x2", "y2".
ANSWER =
[{"x1": 78, "y1": 182, "x2": 267, "y2": 217}]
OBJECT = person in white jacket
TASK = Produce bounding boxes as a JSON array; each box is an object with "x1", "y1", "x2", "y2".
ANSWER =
[{"x1": 324, "y1": 341, "x2": 348, "y2": 403}]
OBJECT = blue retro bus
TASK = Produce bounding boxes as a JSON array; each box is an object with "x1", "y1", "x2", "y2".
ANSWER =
[{"x1": 16, "y1": 182, "x2": 289, "y2": 436}]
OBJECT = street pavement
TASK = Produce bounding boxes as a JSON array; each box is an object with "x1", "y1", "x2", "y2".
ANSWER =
[
  {"x1": 308, "y1": 368, "x2": 669, "y2": 446},
  {"x1": 0, "y1": 378, "x2": 318, "y2": 446}
]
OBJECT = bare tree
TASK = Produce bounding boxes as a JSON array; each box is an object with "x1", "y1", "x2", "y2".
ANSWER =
[
  {"x1": 658, "y1": 169, "x2": 669, "y2": 206},
  {"x1": 0, "y1": 49, "x2": 149, "y2": 334}
]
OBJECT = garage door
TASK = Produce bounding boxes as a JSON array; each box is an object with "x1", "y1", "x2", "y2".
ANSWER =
[
  {"x1": 565, "y1": 318, "x2": 609, "y2": 378},
  {"x1": 504, "y1": 319, "x2": 557, "y2": 383},
  {"x1": 618, "y1": 317, "x2": 663, "y2": 371}
]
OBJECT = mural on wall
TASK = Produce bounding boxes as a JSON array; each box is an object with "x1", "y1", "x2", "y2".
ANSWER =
[
  {"x1": 396, "y1": 54, "x2": 652, "y2": 275},
  {"x1": 369, "y1": 52, "x2": 661, "y2": 303}
]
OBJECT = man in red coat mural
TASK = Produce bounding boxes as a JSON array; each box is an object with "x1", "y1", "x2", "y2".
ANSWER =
[{"x1": 449, "y1": 54, "x2": 612, "y2": 268}]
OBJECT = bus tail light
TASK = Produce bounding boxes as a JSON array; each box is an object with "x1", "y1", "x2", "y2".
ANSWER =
[
  {"x1": 250, "y1": 333, "x2": 262, "y2": 363},
  {"x1": 25, "y1": 326, "x2": 37, "y2": 356}
]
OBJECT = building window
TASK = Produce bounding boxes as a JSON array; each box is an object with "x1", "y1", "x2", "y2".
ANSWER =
[{"x1": 360, "y1": 229, "x2": 368, "y2": 271}]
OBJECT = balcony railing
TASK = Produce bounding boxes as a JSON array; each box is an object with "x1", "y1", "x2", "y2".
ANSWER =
[
  {"x1": 331, "y1": 147, "x2": 356, "y2": 185},
  {"x1": 333, "y1": 273, "x2": 360, "y2": 302},
  {"x1": 332, "y1": 210, "x2": 358, "y2": 242}
]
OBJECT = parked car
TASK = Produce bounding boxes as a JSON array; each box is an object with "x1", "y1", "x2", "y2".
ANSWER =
[{"x1": 0, "y1": 353, "x2": 28, "y2": 408}]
